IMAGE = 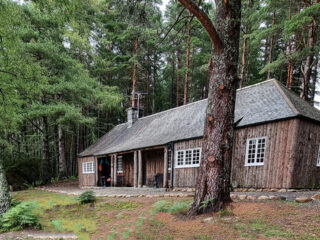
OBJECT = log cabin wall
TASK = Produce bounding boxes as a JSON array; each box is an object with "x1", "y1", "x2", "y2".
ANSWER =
[
  {"x1": 231, "y1": 119, "x2": 297, "y2": 189},
  {"x1": 173, "y1": 138, "x2": 202, "y2": 187},
  {"x1": 78, "y1": 156, "x2": 96, "y2": 187},
  {"x1": 142, "y1": 149, "x2": 164, "y2": 187},
  {"x1": 117, "y1": 152, "x2": 134, "y2": 187},
  {"x1": 291, "y1": 118, "x2": 320, "y2": 188}
]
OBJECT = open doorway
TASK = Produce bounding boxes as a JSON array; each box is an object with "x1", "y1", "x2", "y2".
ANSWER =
[{"x1": 97, "y1": 157, "x2": 111, "y2": 187}]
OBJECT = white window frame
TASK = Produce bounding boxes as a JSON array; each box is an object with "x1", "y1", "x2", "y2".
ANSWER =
[
  {"x1": 245, "y1": 137, "x2": 267, "y2": 166},
  {"x1": 82, "y1": 161, "x2": 95, "y2": 174},
  {"x1": 175, "y1": 148, "x2": 202, "y2": 168},
  {"x1": 117, "y1": 156, "x2": 123, "y2": 173},
  {"x1": 317, "y1": 146, "x2": 320, "y2": 167}
]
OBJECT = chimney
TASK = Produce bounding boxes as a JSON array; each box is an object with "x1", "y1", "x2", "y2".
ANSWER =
[{"x1": 126, "y1": 107, "x2": 143, "y2": 128}]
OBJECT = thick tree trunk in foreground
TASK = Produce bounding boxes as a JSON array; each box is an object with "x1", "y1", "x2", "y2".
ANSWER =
[
  {"x1": 178, "y1": 0, "x2": 241, "y2": 215},
  {"x1": 42, "y1": 116, "x2": 51, "y2": 184},
  {"x1": 0, "y1": 160, "x2": 10, "y2": 216}
]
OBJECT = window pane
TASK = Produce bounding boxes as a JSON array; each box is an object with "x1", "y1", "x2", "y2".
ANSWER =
[
  {"x1": 117, "y1": 156, "x2": 123, "y2": 172},
  {"x1": 247, "y1": 139, "x2": 256, "y2": 164},
  {"x1": 185, "y1": 150, "x2": 192, "y2": 165},
  {"x1": 192, "y1": 149, "x2": 200, "y2": 165},
  {"x1": 177, "y1": 151, "x2": 184, "y2": 166},
  {"x1": 256, "y1": 138, "x2": 266, "y2": 163},
  {"x1": 168, "y1": 150, "x2": 172, "y2": 169}
]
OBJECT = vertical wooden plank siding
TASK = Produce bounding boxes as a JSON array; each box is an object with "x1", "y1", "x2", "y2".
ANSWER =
[
  {"x1": 142, "y1": 149, "x2": 164, "y2": 187},
  {"x1": 163, "y1": 147, "x2": 168, "y2": 188},
  {"x1": 121, "y1": 153, "x2": 134, "y2": 187},
  {"x1": 173, "y1": 139, "x2": 202, "y2": 187},
  {"x1": 291, "y1": 119, "x2": 320, "y2": 188},
  {"x1": 78, "y1": 156, "x2": 96, "y2": 187},
  {"x1": 231, "y1": 119, "x2": 296, "y2": 189}
]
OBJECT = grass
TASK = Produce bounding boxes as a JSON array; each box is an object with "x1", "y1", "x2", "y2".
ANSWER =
[{"x1": 234, "y1": 218, "x2": 294, "y2": 239}]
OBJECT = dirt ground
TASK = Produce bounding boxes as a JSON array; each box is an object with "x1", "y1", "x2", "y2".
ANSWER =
[{"x1": 2, "y1": 187, "x2": 320, "y2": 240}]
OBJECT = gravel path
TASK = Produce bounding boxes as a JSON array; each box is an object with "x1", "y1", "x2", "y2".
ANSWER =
[
  {"x1": 233, "y1": 190, "x2": 320, "y2": 201},
  {"x1": 36, "y1": 186, "x2": 320, "y2": 201}
]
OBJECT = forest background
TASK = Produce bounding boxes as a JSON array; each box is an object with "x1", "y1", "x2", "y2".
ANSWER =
[{"x1": 0, "y1": 0, "x2": 319, "y2": 189}]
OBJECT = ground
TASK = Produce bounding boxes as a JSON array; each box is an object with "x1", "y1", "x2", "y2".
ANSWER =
[{"x1": 1, "y1": 186, "x2": 319, "y2": 240}]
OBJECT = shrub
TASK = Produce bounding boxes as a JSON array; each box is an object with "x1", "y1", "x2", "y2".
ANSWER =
[
  {"x1": 78, "y1": 191, "x2": 96, "y2": 204},
  {"x1": 0, "y1": 201, "x2": 40, "y2": 232},
  {"x1": 167, "y1": 201, "x2": 191, "y2": 214},
  {"x1": 152, "y1": 200, "x2": 192, "y2": 215},
  {"x1": 152, "y1": 200, "x2": 171, "y2": 214}
]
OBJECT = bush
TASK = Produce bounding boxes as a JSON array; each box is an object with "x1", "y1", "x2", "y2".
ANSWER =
[
  {"x1": 167, "y1": 201, "x2": 191, "y2": 214},
  {"x1": 151, "y1": 200, "x2": 171, "y2": 214},
  {"x1": 78, "y1": 191, "x2": 96, "y2": 204},
  {"x1": 0, "y1": 201, "x2": 40, "y2": 232}
]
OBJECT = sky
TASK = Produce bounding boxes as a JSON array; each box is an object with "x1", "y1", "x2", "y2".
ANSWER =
[{"x1": 159, "y1": 0, "x2": 169, "y2": 14}]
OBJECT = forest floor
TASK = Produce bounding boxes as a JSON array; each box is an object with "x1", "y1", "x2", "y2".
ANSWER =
[{"x1": 1, "y1": 189, "x2": 319, "y2": 240}]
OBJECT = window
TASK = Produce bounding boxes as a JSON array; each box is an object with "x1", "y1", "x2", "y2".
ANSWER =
[
  {"x1": 117, "y1": 156, "x2": 123, "y2": 173},
  {"x1": 82, "y1": 161, "x2": 95, "y2": 174},
  {"x1": 245, "y1": 137, "x2": 266, "y2": 166},
  {"x1": 177, "y1": 151, "x2": 184, "y2": 166},
  {"x1": 168, "y1": 150, "x2": 172, "y2": 170},
  {"x1": 317, "y1": 146, "x2": 320, "y2": 167},
  {"x1": 175, "y1": 148, "x2": 202, "y2": 168}
]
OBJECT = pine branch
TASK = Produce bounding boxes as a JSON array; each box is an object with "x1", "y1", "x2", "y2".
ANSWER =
[{"x1": 177, "y1": 0, "x2": 223, "y2": 52}]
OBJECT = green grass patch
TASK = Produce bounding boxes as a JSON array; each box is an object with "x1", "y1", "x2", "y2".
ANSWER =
[
  {"x1": 12, "y1": 190, "x2": 77, "y2": 209},
  {"x1": 234, "y1": 218, "x2": 294, "y2": 238},
  {"x1": 151, "y1": 200, "x2": 192, "y2": 215},
  {"x1": 99, "y1": 201, "x2": 142, "y2": 211}
]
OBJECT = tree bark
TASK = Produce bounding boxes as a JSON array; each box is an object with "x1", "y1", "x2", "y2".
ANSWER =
[
  {"x1": 176, "y1": 50, "x2": 181, "y2": 106},
  {"x1": 178, "y1": 0, "x2": 241, "y2": 215},
  {"x1": 42, "y1": 116, "x2": 51, "y2": 184},
  {"x1": 240, "y1": 0, "x2": 250, "y2": 87},
  {"x1": 184, "y1": 18, "x2": 192, "y2": 105},
  {"x1": 300, "y1": 0, "x2": 317, "y2": 100},
  {"x1": 171, "y1": 54, "x2": 176, "y2": 108},
  {"x1": 267, "y1": 11, "x2": 276, "y2": 79},
  {"x1": 132, "y1": 37, "x2": 139, "y2": 107},
  {"x1": 58, "y1": 126, "x2": 67, "y2": 177},
  {"x1": 0, "y1": 159, "x2": 10, "y2": 216}
]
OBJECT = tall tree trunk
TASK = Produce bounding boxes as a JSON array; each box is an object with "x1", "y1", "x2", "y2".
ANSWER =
[
  {"x1": 42, "y1": 116, "x2": 51, "y2": 184},
  {"x1": 300, "y1": 0, "x2": 317, "y2": 100},
  {"x1": 287, "y1": 0, "x2": 293, "y2": 89},
  {"x1": 146, "y1": 54, "x2": 151, "y2": 115},
  {"x1": 267, "y1": 11, "x2": 276, "y2": 79},
  {"x1": 189, "y1": 47, "x2": 195, "y2": 102},
  {"x1": 178, "y1": 0, "x2": 241, "y2": 215},
  {"x1": 176, "y1": 50, "x2": 181, "y2": 106},
  {"x1": 311, "y1": 56, "x2": 319, "y2": 103},
  {"x1": 171, "y1": 54, "x2": 176, "y2": 108},
  {"x1": 287, "y1": 1, "x2": 301, "y2": 89},
  {"x1": 58, "y1": 126, "x2": 67, "y2": 177},
  {"x1": 132, "y1": 37, "x2": 139, "y2": 107},
  {"x1": 0, "y1": 159, "x2": 10, "y2": 216},
  {"x1": 240, "y1": 0, "x2": 250, "y2": 87},
  {"x1": 184, "y1": 18, "x2": 192, "y2": 105}
]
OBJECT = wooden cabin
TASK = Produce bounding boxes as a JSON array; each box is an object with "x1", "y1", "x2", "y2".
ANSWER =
[{"x1": 78, "y1": 79, "x2": 320, "y2": 189}]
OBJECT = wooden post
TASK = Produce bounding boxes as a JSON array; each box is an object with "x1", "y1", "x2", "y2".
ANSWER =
[
  {"x1": 94, "y1": 156, "x2": 98, "y2": 186},
  {"x1": 114, "y1": 154, "x2": 117, "y2": 187},
  {"x1": 134, "y1": 151, "x2": 138, "y2": 188},
  {"x1": 138, "y1": 150, "x2": 142, "y2": 188},
  {"x1": 163, "y1": 147, "x2": 168, "y2": 188},
  {"x1": 110, "y1": 155, "x2": 114, "y2": 187}
]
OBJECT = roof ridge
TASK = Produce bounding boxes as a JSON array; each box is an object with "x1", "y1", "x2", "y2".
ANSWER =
[
  {"x1": 273, "y1": 80, "x2": 300, "y2": 115},
  {"x1": 135, "y1": 98, "x2": 208, "y2": 121},
  {"x1": 237, "y1": 78, "x2": 277, "y2": 91}
]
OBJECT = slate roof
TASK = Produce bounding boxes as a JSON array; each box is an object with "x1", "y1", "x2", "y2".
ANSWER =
[{"x1": 79, "y1": 79, "x2": 320, "y2": 157}]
